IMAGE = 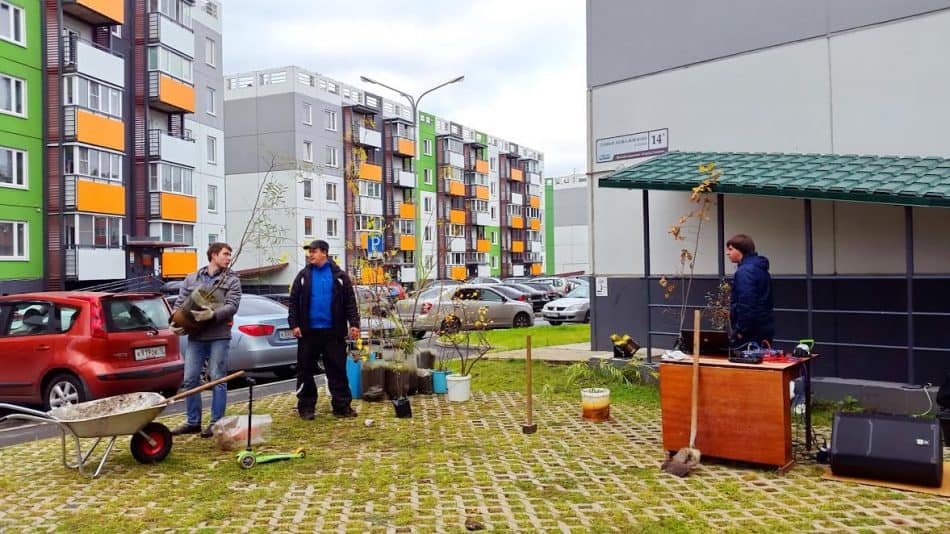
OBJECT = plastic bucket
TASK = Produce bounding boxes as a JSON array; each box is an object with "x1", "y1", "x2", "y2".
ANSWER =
[
  {"x1": 446, "y1": 374, "x2": 472, "y2": 402},
  {"x1": 346, "y1": 358, "x2": 361, "y2": 400},
  {"x1": 580, "y1": 387, "x2": 610, "y2": 422},
  {"x1": 432, "y1": 370, "x2": 448, "y2": 394}
]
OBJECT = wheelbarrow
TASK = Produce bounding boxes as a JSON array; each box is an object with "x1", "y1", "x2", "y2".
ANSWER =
[{"x1": 0, "y1": 370, "x2": 244, "y2": 478}]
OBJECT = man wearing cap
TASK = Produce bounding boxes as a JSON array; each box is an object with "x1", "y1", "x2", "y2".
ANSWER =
[{"x1": 288, "y1": 239, "x2": 361, "y2": 420}]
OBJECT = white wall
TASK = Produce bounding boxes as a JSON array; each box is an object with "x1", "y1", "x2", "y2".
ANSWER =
[
  {"x1": 553, "y1": 225, "x2": 590, "y2": 274},
  {"x1": 188, "y1": 120, "x2": 227, "y2": 257}
]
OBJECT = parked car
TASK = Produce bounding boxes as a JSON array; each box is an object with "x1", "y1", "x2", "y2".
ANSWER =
[
  {"x1": 395, "y1": 284, "x2": 534, "y2": 337},
  {"x1": 500, "y1": 282, "x2": 548, "y2": 312},
  {"x1": 0, "y1": 291, "x2": 184, "y2": 410},
  {"x1": 468, "y1": 276, "x2": 502, "y2": 284},
  {"x1": 532, "y1": 277, "x2": 573, "y2": 296},
  {"x1": 541, "y1": 285, "x2": 591, "y2": 325},
  {"x1": 520, "y1": 281, "x2": 560, "y2": 302}
]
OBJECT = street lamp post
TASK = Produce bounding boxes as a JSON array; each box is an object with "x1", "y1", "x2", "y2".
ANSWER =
[{"x1": 359, "y1": 75, "x2": 464, "y2": 286}]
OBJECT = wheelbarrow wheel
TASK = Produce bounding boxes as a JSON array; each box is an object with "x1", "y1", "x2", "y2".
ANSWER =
[{"x1": 131, "y1": 422, "x2": 173, "y2": 464}]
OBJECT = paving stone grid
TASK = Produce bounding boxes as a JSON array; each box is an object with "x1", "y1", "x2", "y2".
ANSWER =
[{"x1": 0, "y1": 392, "x2": 947, "y2": 533}]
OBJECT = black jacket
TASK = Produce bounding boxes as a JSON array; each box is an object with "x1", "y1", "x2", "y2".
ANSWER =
[
  {"x1": 729, "y1": 253, "x2": 774, "y2": 344},
  {"x1": 287, "y1": 260, "x2": 360, "y2": 338}
]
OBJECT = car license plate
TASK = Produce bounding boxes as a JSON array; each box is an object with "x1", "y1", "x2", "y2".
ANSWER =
[
  {"x1": 134, "y1": 346, "x2": 166, "y2": 361},
  {"x1": 277, "y1": 329, "x2": 295, "y2": 340}
]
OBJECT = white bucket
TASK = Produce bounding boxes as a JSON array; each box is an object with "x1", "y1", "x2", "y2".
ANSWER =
[
  {"x1": 580, "y1": 387, "x2": 611, "y2": 421},
  {"x1": 446, "y1": 374, "x2": 472, "y2": 402}
]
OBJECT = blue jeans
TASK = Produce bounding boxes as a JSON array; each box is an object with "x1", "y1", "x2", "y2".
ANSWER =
[{"x1": 182, "y1": 338, "x2": 230, "y2": 426}]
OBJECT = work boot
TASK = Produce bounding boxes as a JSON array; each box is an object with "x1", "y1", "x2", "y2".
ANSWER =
[
  {"x1": 200, "y1": 424, "x2": 215, "y2": 438},
  {"x1": 298, "y1": 409, "x2": 315, "y2": 421},
  {"x1": 171, "y1": 423, "x2": 201, "y2": 436},
  {"x1": 333, "y1": 407, "x2": 357, "y2": 419}
]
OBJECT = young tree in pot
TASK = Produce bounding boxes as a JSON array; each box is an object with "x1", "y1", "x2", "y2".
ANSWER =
[{"x1": 441, "y1": 303, "x2": 493, "y2": 402}]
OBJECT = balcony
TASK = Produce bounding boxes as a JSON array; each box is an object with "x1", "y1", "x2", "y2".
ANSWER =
[
  {"x1": 64, "y1": 176, "x2": 125, "y2": 215},
  {"x1": 510, "y1": 168, "x2": 524, "y2": 182},
  {"x1": 445, "y1": 179, "x2": 465, "y2": 197},
  {"x1": 358, "y1": 196, "x2": 384, "y2": 216},
  {"x1": 475, "y1": 160, "x2": 489, "y2": 174},
  {"x1": 162, "y1": 250, "x2": 198, "y2": 278},
  {"x1": 465, "y1": 252, "x2": 487, "y2": 265},
  {"x1": 150, "y1": 192, "x2": 197, "y2": 223},
  {"x1": 400, "y1": 266, "x2": 417, "y2": 282},
  {"x1": 63, "y1": 0, "x2": 123, "y2": 25},
  {"x1": 530, "y1": 218, "x2": 541, "y2": 231},
  {"x1": 63, "y1": 35, "x2": 124, "y2": 89},
  {"x1": 398, "y1": 203, "x2": 416, "y2": 219},
  {"x1": 147, "y1": 130, "x2": 195, "y2": 167},
  {"x1": 65, "y1": 247, "x2": 126, "y2": 280},
  {"x1": 352, "y1": 125, "x2": 382, "y2": 148},
  {"x1": 392, "y1": 136, "x2": 415, "y2": 156},
  {"x1": 476, "y1": 239, "x2": 490, "y2": 253},
  {"x1": 390, "y1": 169, "x2": 415, "y2": 188},
  {"x1": 449, "y1": 209, "x2": 466, "y2": 225},
  {"x1": 470, "y1": 211, "x2": 491, "y2": 226},
  {"x1": 512, "y1": 241, "x2": 525, "y2": 253},
  {"x1": 64, "y1": 107, "x2": 125, "y2": 152},
  {"x1": 510, "y1": 192, "x2": 523, "y2": 206},
  {"x1": 449, "y1": 238, "x2": 466, "y2": 253},
  {"x1": 530, "y1": 195, "x2": 541, "y2": 208},
  {"x1": 510, "y1": 216, "x2": 524, "y2": 229},
  {"x1": 466, "y1": 184, "x2": 489, "y2": 200},
  {"x1": 358, "y1": 162, "x2": 382, "y2": 181},
  {"x1": 149, "y1": 71, "x2": 195, "y2": 113},
  {"x1": 528, "y1": 172, "x2": 542, "y2": 185},
  {"x1": 450, "y1": 266, "x2": 467, "y2": 281},
  {"x1": 531, "y1": 263, "x2": 543, "y2": 276},
  {"x1": 399, "y1": 235, "x2": 416, "y2": 251},
  {"x1": 147, "y1": 12, "x2": 195, "y2": 58}
]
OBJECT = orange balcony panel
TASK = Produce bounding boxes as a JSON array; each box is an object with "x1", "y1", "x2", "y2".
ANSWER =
[
  {"x1": 159, "y1": 74, "x2": 195, "y2": 113},
  {"x1": 399, "y1": 203, "x2": 416, "y2": 219},
  {"x1": 359, "y1": 233, "x2": 368, "y2": 249},
  {"x1": 511, "y1": 216, "x2": 524, "y2": 229},
  {"x1": 399, "y1": 235, "x2": 416, "y2": 251},
  {"x1": 74, "y1": 0, "x2": 124, "y2": 24},
  {"x1": 162, "y1": 250, "x2": 198, "y2": 278},
  {"x1": 359, "y1": 163, "x2": 383, "y2": 181},
  {"x1": 510, "y1": 168, "x2": 524, "y2": 181},
  {"x1": 451, "y1": 266, "x2": 467, "y2": 281},
  {"x1": 160, "y1": 192, "x2": 197, "y2": 222},
  {"x1": 359, "y1": 265, "x2": 385, "y2": 284},
  {"x1": 449, "y1": 209, "x2": 466, "y2": 225},
  {"x1": 530, "y1": 195, "x2": 541, "y2": 209},
  {"x1": 531, "y1": 263, "x2": 543, "y2": 276},
  {"x1": 512, "y1": 241, "x2": 524, "y2": 253},
  {"x1": 475, "y1": 160, "x2": 489, "y2": 174},
  {"x1": 397, "y1": 138, "x2": 415, "y2": 156},
  {"x1": 530, "y1": 218, "x2": 541, "y2": 231},
  {"x1": 448, "y1": 180, "x2": 465, "y2": 196},
  {"x1": 76, "y1": 180, "x2": 125, "y2": 215},
  {"x1": 477, "y1": 239, "x2": 490, "y2": 253},
  {"x1": 76, "y1": 110, "x2": 124, "y2": 151},
  {"x1": 475, "y1": 185, "x2": 489, "y2": 200}
]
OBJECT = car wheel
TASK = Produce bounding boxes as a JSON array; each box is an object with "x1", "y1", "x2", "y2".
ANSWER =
[
  {"x1": 440, "y1": 317, "x2": 461, "y2": 335},
  {"x1": 274, "y1": 366, "x2": 297, "y2": 380},
  {"x1": 412, "y1": 330, "x2": 427, "y2": 340},
  {"x1": 584, "y1": 311, "x2": 591, "y2": 323},
  {"x1": 513, "y1": 312, "x2": 531, "y2": 328},
  {"x1": 130, "y1": 422, "x2": 173, "y2": 464},
  {"x1": 548, "y1": 320, "x2": 563, "y2": 326},
  {"x1": 43, "y1": 373, "x2": 86, "y2": 411}
]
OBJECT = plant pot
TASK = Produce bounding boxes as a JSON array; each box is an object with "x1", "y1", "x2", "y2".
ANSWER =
[
  {"x1": 416, "y1": 351, "x2": 436, "y2": 370},
  {"x1": 580, "y1": 387, "x2": 610, "y2": 422},
  {"x1": 446, "y1": 374, "x2": 472, "y2": 402},
  {"x1": 171, "y1": 285, "x2": 219, "y2": 332},
  {"x1": 416, "y1": 370, "x2": 433, "y2": 395},
  {"x1": 385, "y1": 367, "x2": 412, "y2": 399},
  {"x1": 361, "y1": 363, "x2": 386, "y2": 402},
  {"x1": 432, "y1": 370, "x2": 449, "y2": 394},
  {"x1": 392, "y1": 397, "x2": 412, "y2": 418}
]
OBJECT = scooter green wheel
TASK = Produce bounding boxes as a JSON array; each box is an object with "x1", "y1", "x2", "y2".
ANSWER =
[{"x1": 239, "y1": 454, "x2": 256, "y2": 469}]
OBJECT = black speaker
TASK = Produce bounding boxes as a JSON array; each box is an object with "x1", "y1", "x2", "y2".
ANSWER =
[{"x1": 831, "y1": 412, "x2": 943, "y2": 487}]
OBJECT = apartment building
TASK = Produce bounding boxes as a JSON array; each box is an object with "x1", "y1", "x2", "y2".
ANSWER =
[
  {"x1": 39, "y1": 0, "x2": 220, "y2": 290},
  {"x1": 545, "y1": 173, "x2": 589, "y2": 275},
  {"x1": 0, "y1": 0, "x2": 43, "y2": 294},
  {"x1": 224, "y1": 66, "x2": 545, "y2": 289}
]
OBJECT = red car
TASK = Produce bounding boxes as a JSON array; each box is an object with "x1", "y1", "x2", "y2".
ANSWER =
[{"x1": 0, "y1": 292, "x2": 184, "y2": 410}]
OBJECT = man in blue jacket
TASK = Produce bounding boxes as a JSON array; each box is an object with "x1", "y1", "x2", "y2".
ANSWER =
[
  {"x1": 288, "y1": 240, "x2": 361, "y2": 420},
  {"x1": 726, "y1": 234, "x2": 774, "y2": 348}
]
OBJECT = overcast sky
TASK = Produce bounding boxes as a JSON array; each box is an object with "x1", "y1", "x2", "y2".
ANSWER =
[{"x1": 221, "y1": 0, "x2": 586, "y2": 177}]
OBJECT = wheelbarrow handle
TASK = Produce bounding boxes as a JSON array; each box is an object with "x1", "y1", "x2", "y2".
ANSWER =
[
  {"x1": 0, "y1": 402, "x2": 53, "y2": 420},
  {"x1": 161, "y1": 370, "x2": 245, "y2": 405}
]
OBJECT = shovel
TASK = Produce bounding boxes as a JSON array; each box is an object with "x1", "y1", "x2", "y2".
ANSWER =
[
  {"x1": 662, "y1": 309, "x2": 702, "y2": 477},
  {"x1": 160, "y1": 370, "x2": 246, "y2": 406}
]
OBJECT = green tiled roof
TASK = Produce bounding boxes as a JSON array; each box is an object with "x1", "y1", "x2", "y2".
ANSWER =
[{"x1": 598, "y1": 151, "x2": 950, "y2": 207}]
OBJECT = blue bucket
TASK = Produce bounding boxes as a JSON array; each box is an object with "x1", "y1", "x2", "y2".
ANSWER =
[
  {"x1": 432, "y1": 370, "x2": 448, "y2": 394},
  {"x1": 346, "y1": 357, "x2": 361, "y2": 399}
]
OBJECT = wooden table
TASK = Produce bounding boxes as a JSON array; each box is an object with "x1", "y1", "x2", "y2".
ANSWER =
[{"x1": 659, "y1": 355, "x2": 815, "y2": 473}]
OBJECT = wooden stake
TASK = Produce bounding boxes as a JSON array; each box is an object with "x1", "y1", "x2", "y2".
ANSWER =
[{"x1": 522, "y1": 335, "x2": 537, "y2": 434}]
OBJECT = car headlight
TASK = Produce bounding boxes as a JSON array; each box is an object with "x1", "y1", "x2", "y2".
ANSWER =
[{"x1": 566, "y1": 304, "x2": 584, "y2": 311}]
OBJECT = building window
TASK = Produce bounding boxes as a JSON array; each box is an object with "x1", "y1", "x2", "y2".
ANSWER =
[
  {"x1": 304, "y1": 216, "x2": 313, "y2": 237},
  {"x1": 72, "y1": 214, "x2": 121, "y2": 248},
  {"x1": 146, "y1": 46, "x2": 193, "y2": 83},
  {"x1": 302, "y1": 102, "x2": 312, "y2": 125},
  {"x1": 0, "y1": 146, "x2": 26, "y2": 188},
  {"x1": 325, "y1": 146, "x2": 338, "y2": 167},
  {"x1": 66, "y1": 146, "x2": 123, "y2": 183},
  {"x1": 490, "y1": 157, "x2": 497, "y2": 171},
  {"x1": 0, "y1": 74, "x2": 26, "y2": 117},
  {"x1": 207, "y1": 184, "x2": 217, "y2": 211},
  {"x1": 0, "y1": 2, "x2": 25, "y2": 46},
  {"x1": 148, "y1": 163, "x2": 192, "y2": 194},
  {"x1": 205, "y1": 37, "x2": 215, "y2": 67},
  {"x1": 63, "y1": 76, "x2": 123, "y2": 119},
  {"x1": 326, "y1": 218, "x2": 338, "y2": 237},
  {"x1": 0, "y1": 220, "x2": 26, "y2": 259},
  {"x1": 111, "y1": 25, "x2": 121, "y2": 39},
  {"x1": 151, "y1": 222, "x2": 194, "y2": 246},
  {"x1": 303, "y1": 141, "x2": 313, "y2": 163},
  {"x1": 423, "y1": 225, "x2": 432, "y2": 242},
  {"x1": 358, "y1": 180, "x2": 381, "y2": 198},
  {"x1": 423, "y1": 196, "x2": 432, "y2": 213},
  {"x1": 303, "y1": 179, "x2": 312, "y2": 199},
  {"x1": 491, "y1": 230, "x2": 498, "y2": 245},
  {"x1": 423, "y1": 139, "x2": 432, "y2": 156},
  {"x1": 325, "y1": 182, "x2": 337, "y2": 201},
  {"x1": 208, "y1": 233, "x2": 218, "y2": 244},
  {"x1": 206, "y1": 87, "x2": 216, "y2": 115},
  {"x1": 325, "y1": 110, "x2": 337, "y2": 131},
  {"x1": 207, "y1": 136, "x2": 217, "y2": 164},
  {"x1": 423, "y1": 168, "x2": 432, "y2": 185}
]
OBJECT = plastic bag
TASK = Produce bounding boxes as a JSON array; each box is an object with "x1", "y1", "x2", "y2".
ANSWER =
[{"x1": 211, "y1": 414, "x2": 273, "y2": 451}]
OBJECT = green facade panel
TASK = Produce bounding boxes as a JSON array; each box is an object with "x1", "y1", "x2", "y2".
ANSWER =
[
  {"x1": 544, "y1": 178, "x2": 555, "y2": 275},
  {"x1": 487, "y1": 225, "x2": 500, "y2": 277},
  {"x1": 0, "y1": 0, "x2": 44, "y2": 285}
]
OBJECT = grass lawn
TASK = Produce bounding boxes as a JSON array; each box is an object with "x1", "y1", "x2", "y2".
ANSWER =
[
  {"x1": 1, "y1": 360, "x2": 947, "y2": 532},
  {"x1": 441, "y1": 323, "x2": 591, "y2": 352}
]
